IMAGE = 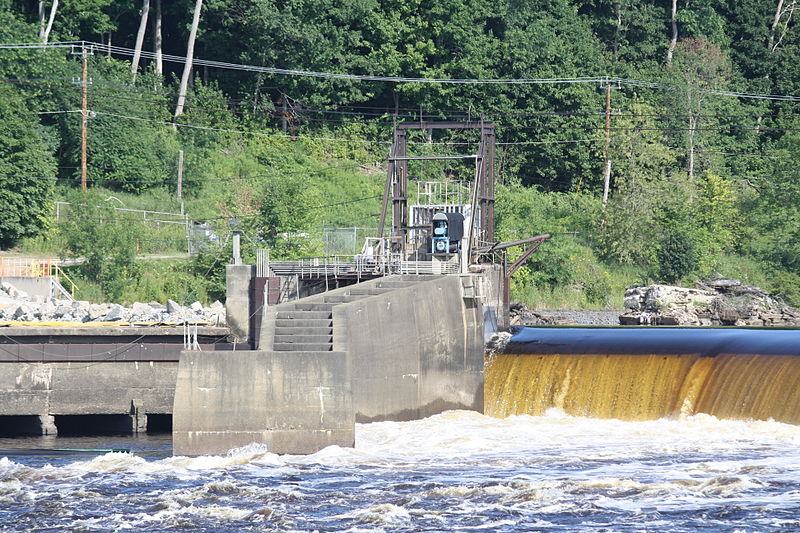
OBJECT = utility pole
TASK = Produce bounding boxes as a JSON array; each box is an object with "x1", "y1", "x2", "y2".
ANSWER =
[
  {"x1": 177, "y1": 149, "x2": 184, "y2": 199},
  {"x1": 281, "y1": 96, "x2": 288, "y2": 133},
  {"x1": 601, "y1": 81, "x2": 612, "y2": 208},
  {"x1": 80, "y1": 45, "x2": 89, "y2": 190}
]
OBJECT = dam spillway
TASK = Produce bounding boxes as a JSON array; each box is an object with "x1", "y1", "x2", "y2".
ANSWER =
[{"x1": 486, "y1": 327, "x2": 800, "y2": 424}]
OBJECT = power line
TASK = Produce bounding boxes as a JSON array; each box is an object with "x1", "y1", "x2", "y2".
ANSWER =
[{"x1": 3, "y1": 41, "x2": 800, "y2": 102}]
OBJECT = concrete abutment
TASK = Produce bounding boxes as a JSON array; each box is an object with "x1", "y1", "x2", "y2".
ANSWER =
[{"x1": 173, "y1": 269, "x2": 501, "y2": 455}]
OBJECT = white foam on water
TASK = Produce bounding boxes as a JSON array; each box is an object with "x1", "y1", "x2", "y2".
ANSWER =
[
  {"x1": 330, "y1": 503, "x2": 412, "y2": 525},
  {"x1": 5, "y1": 410, "x2": 800, "y2": 532}
]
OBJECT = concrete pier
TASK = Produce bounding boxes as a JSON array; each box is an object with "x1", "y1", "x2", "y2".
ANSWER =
[
  {"x1": 0, "y1": 326, "x2": 230, "y2": 436},
  {"x1": 173, "y1": 270, "x2": 500, "y2": 455}
]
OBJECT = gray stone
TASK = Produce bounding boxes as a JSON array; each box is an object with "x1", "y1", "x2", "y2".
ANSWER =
[
  {"x1": 189, "y1": 301, "x2": 204, "y2": 312},
  {"x1": 619, "y1": 281, "x2": 800, "y2": 327},
  {"x1": 12, "y1": 304, "x2": 32, "y2": 319},
  {"x1": 104, "y1": 304, "x2": 126, "y2": 321},
  {"x1": 210, "y1": 300, "x2": 224, "y2": 309},
  {"x1": 54, "y1": 305, "x2": 73, "y2": 319},
  {"x1": 131, "y1": 302, "x2": 154, "y2": 316},
  {"x1": 88, "y1": 304, "x2": 108, "y2": 321},
  {"x1": 167, "y1": 300, "x2": 184, "y2": 315}
]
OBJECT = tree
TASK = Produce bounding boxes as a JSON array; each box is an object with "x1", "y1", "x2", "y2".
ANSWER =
[
  {"x1": 0, "y1": 83, "x2": 56, "y2": 248},
  {"x1": 130, "y1": 0, "x2": 150, "y2": 84},
  {"x1": 173, "y1": 0, "x2": 203, "y2": 122},
  {"x1": 38, "y1": 0, "x2": 58, "y2": 43},
  {"x1": 255, "y1": 172, "x2": 322, "y2": 259},
  {"x1": 664, "y1": 39, "x2": 730, "y2": 184},
  {"x1": 61, "y1": 195, "x2": 139, "y2": 302},
  {"x1": 657, "y1": 229, "x2": 698, "y2": 283}
]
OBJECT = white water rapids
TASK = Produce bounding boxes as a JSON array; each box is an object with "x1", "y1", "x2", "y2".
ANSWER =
[{"x1": 2, "y1": 410, "x2": 800, "y2": 531}]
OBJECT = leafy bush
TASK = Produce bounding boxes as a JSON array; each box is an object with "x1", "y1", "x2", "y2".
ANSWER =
[
  {"x1": 61, "y1": 196, "x2": 139, "y2": 302},
  {"x1": 657, "y1": 230, "x2": 698, "y2": 284}
]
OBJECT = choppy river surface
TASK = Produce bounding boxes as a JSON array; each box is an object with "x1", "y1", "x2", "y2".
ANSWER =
[{"x1": 2, "y1": 410, "x2": 800, "y2": 532}]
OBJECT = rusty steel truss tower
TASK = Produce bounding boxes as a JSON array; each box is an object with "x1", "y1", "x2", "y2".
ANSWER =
[{"x1": 377, "y1": 121, "x2": 496, "y2": 258}]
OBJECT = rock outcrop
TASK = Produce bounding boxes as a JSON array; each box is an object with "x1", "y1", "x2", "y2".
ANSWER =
[
  {"x1": 0, "y1": 281, "x2": 225, "y2": 325},
  {"x1": 620, "y1": 280, "x2": 800, "y2": 326}
]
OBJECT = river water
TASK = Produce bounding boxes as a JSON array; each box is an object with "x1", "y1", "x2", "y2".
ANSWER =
[{"x1": 2, "y1": 409, "x2": 800, "y2": 532}]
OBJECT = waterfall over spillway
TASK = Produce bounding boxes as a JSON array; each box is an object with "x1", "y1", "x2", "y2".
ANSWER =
[{"x1": 486, "y1": 327, "x2": 800, "y2": 424}]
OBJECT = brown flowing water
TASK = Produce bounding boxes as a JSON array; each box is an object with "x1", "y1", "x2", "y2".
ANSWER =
[{"x1": 486, "y1": 327, "x2": 800, "y2": 424}]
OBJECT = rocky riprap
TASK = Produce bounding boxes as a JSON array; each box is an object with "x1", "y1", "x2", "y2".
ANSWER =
[
  {"x1": 509, "y1": 303, "x2": 622, "y2": 326},
  {"x1": 620, "y1": 279, "x2": 800, "y2": 326},
  {"x1": 0, "y1": 281, "x2": 225, "y2": 325}
]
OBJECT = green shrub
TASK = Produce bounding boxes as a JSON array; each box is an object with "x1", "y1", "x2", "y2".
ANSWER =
[{"x1": 657, "y1": 230, "x2": 698, "y2": 284}]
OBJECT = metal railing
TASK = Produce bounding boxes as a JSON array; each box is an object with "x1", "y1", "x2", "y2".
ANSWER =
[
  {"x1": 267, "y1": 254, "x2": 459, "y2": 278},
  {"x1": 0, "y1": 257, "x2": 77, "y2": 298}
]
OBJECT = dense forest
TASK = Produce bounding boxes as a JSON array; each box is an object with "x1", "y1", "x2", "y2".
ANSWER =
[{"x1": 0, "y1": 0, "x2": 799, "y2": 307}]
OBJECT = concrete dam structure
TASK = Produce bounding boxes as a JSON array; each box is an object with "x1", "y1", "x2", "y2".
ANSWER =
[
  {"x1": 486, "y1": 327, "x2": 800, "y2": 424},
  {"x1": 0, "y1": 326, "x2": 230, "y2": 436},
  {"x1": 173, "y1": 272, "x2": 500, "y2": 456}
]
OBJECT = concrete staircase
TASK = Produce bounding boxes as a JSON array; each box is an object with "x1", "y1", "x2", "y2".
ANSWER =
[{"x1": 269, "y1": 278, "x2": 426, "y2": 352}]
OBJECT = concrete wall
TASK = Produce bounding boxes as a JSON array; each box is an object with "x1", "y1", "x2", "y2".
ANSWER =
[
  {"x1": 225, "y1": 264, "x2": 254, "y2": 343},
  {"x1": 173, "y1": 350, "x2": 353, "y2": 456},
  {"x1": 0, "y1": 361, "x2": 177, "y2": 434},
  {"x1": 176, "y1": 271, "x2": 491, "y2": 455},
  {"x1": 1, "y1": 276, "x2": 56, "y2": 300},
  {"x1": 332, "y1": 276, "x2": 484, "y2": 421}
]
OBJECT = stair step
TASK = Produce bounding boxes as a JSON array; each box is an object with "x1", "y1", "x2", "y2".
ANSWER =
[
  {"x1": 294, "y1": 303, "x2": 335, "y2": 312},
  {"x1": 275, "y1": 318, "x2": 332, "y2": 328},
  {"x1": 348, "y1": 287, "x2": 395, "y2": 296},
  {"x1": 273, "y1": 326, "x2": 332, "y2": 335},
  {"x1": 274, "y1": 334, "x2": 333, "y2": 344},
  {"x1": 273, "y1": 343, "x2": 333, "y2": 352},
  {"x1": 375, "y1": 282, "x2": 415, "y2": 289},
  {"x1": 276, "y1": 310, "x2": 331, "y2": 320},
  {"x1": 323, "y1": 295, "x2": 360, "y2": 303}
]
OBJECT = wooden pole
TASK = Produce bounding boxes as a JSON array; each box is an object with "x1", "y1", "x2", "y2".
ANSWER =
[
  {"x1": 601, "y1": 82, "x2": 612, "y2": 208},
  {"x1": 177, "y1": 149, "x2": 184, "y2": 199},
  {"x1": 81, "y1": 46, "x2": 89, "y2": 190}
]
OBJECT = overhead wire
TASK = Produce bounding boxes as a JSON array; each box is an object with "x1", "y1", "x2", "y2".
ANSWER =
[{"x1": 3, "y1": 41, "x2": 800, "y2": 102}]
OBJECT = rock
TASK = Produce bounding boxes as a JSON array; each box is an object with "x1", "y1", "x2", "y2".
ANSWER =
[
  {"x1": 12, "y1": 304, "x2": 32, "y2": 319},
  {"x1": 54, "y1": 305, "x2": 72, "y2": 318},
  {"x1": 104, "y1": 304, "x2": 126, "y2": 321},
  {"x1": 87, "y1": 303, "x2": 108, "y2": 321},
  {"x1": 619, "y1": 279, "x2": 800, "y2": 327},
  {"x1": 167, "y1": 300, "x2": 184, "y2": 315},
  {"x1": 131, "y1": 302, "x2": 154, "y2": 316},
  {"x1": 210, "y1": 300, "x2": 224, "y2": 309},
  {"x1": 189, "y1": 301, "x2": 204, "y2": 312},
  {"x1": 700, "y1": 279, "x2": 742, "y2": 290}
]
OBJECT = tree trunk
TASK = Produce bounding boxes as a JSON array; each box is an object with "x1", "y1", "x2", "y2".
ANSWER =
[
  {"x1": 38, "y1": 1, "x2": 46, "y2": 40},
  {"x1": 666, "y1": 0, "x2": 678, "y2": 63},
  {"x1": 687, "y1": 109, "x2": 696, "y2": 186},
  {"x1": 769, "y1": 0, "x2": 786, "y2": 50},
  {"x1": 173, "y1": 0, "x2": 203, "y2": 124},
  {"x1": 131, "y1": 0, "x2": 150, "y2": 85},
  {"x1": 153, "y1": 0, "x2": 163, "y2": 76},
  {"x1": 41, "y1": 0, "x2": 58, "y2": 44},
  {"x1": 613, "y1": 1, "x2": 621, "y2": 59}
]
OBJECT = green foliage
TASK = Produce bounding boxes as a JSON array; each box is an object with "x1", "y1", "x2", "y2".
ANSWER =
[
  {"x1": 255, "y1": 173, "x2": 323, "y2": 258},
  {"x1": 657, "y1": 230, "x2": 698, "y2": 284},
  {"x1": 695, "y1": 170, "x2": 737, "y2": 258},
  {"x1": 1, "y1": 0, "x2": 800, "y2": 310},
  {"x1": 124, "y1": 258, "x2": 211, "y2": 306},
  {"x1": 0, "y1": 83, "x2": 56, "y2": 248},
  {"x1": 61, "y1": 193, "x2": 140, "y2": 302}
]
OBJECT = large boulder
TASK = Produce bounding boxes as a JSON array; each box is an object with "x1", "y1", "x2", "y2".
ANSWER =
[{"x1": 619, "y1": 280, "x2": 800, "y2": 326}]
